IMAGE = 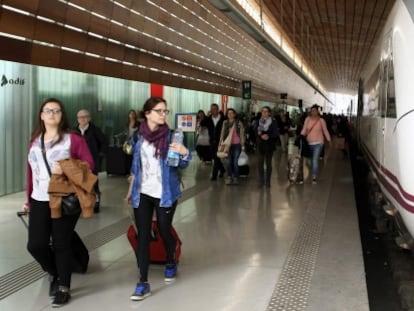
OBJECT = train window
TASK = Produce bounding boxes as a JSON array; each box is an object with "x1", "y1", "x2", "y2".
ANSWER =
[
  {"x1": 379, "y1": 34, "x2": 397, "y2": 119},
  {"x1": 363, "y1": 66, "x2": 380, "y2": 117},
  {"x1": 379, "y1": 61, "x2": 387, "y2": 118},
  {"x1": 386, "y1": 57, "x2": 397, "y2": 118}
]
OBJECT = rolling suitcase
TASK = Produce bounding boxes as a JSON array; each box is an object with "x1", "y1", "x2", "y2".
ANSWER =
[
  {"x1": 238, "y1": 165, "x2": 250, "y2": 177},
  {"x1": 288, "y1": 155, "x2": 301, "y2": 183},
  {"x1": 127, "y1": 220, "x2": 182, "y2": 264},
  {"x1": 17, "y1": 211, "x2": 89, "y2": 273},
  {"x1": 196, "y1": 145, "x2": 212, "y2": 162},
  {"x1": 106, "y1": 146, "x2": 130, "y2": 175}
]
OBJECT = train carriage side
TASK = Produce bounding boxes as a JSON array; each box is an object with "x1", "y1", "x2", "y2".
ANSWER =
[{"x1": 358, "y1": 0, "x2": 414, "y2": 244}]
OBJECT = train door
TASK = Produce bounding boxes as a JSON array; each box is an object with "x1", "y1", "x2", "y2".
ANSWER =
[{"x1": 378, "y1": 32, "x2": 395, "y2": 169}]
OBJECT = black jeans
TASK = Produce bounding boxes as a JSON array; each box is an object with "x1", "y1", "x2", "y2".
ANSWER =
[
  {"x1": 27, "y1": 200, "x2": 80, "y2": 288},
  {"x1": 257, "y1": 142, "x2": 275, "y2": 183},
  {"x1": 133, "y1": 194, "x2": 177, "y2": 282},
  {"x1": 210, "y1": 143, "x2": 225, "y2": 178}
]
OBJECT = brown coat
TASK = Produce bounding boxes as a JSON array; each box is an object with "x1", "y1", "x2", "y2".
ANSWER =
[{"x1": 48, "y1": 158, "x2": 98, "y2": 219}]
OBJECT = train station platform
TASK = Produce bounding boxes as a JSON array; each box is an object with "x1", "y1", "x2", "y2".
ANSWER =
[{"x1": 0, "y1": 146, "x2": 368, "y2": 311}]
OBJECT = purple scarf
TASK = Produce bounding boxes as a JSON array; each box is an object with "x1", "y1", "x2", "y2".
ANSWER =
[{"x1": 139, "y1": 121, "x2": 169, "y2": 158}]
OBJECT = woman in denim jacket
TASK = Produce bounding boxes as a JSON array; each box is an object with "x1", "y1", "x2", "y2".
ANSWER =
[{"x1": 125, "y1": 97, "x2": 192, "y2": 301}]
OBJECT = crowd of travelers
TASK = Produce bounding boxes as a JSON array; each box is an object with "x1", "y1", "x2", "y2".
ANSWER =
[{"x1": 23, "y1": 96, "x2": 351, "y2": 306}]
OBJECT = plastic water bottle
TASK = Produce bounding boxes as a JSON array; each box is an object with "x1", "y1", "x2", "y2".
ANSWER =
[{"x1": 167, "y1": 128, "x2": 184, "y2": 167}]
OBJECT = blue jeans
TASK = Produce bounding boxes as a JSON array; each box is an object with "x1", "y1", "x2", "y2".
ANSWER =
[
  {"x1": 309, "y1": 144, "x2": 323, "y2": 177},
  {"x1": 227, "y1": 144, "x2": 241, "y2": 178}
]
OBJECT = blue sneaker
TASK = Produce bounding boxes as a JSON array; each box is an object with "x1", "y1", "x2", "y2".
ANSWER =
[
  {"x1": 130, "y1": 282, "x2": 151, "y2": 301},
  {"x1": 164, "y1": 263, "x2": 177, "y2": 282}
]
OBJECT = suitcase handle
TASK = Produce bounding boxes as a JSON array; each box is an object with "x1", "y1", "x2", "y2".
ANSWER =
[{"x1": 16, "y1": 211, "x2": 29, "y2": 228}]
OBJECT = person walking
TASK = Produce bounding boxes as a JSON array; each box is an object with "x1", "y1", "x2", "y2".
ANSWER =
[
  {"x1": 300, "y1": 104, "x2": 331, "y2": 184},
  {"x1": 195, "y1": 109, "x2": 212, "y2": 163},
  {"x1": 74, "y1": 109, "x2": 107, "y2": 213},
  {"x1": 219, "y1": 108, "x2": 245, "y2": 185},
  {"x1": 125, "y1": 97, "x2": 192, "y2": 301},
  {"x1": 200, "y1": 103, "x2": 225, "y2": 180},
  {"x1": 335, "y1": 115, "x2": 351, "y2": 159},
  {"x1": 277, "y1": 110, "x2": 291, "y2": 153},
  {"x1": 125, "y1": 109, "x2": 140, "y2": 172},
  {"x1": 25, "y1": 98, "x2": 94, "y2": 307},
  {"x1": 255, "y1": 106, "x2": 279, "y2": 187}
]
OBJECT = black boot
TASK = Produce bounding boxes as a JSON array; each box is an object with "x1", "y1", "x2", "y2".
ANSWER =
[
  {"x1": 259, "y1": 175, "x2": 265, "y2": 187},
  {"x1": 94, "y1": 201, "x2": 100, "y2": 213},
  {"x1": 265, "y1": 175, "x2": 271, "y2": 188}
]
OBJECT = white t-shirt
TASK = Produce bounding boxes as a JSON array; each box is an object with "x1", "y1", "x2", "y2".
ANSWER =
[
  {"x1": 28, "y1": 134, "x2": 71, "y2": 201},
  {"x1": 212, "y1": 114, "x2": 221, "y2": 126},
  {"x1": 140, "y1": 140, "x2": 162, "y2": 198}
]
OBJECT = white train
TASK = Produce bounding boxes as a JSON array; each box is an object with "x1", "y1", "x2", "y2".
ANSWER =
[{"x1": 357, "y1": 0, "x2": 414, "y2": 248}]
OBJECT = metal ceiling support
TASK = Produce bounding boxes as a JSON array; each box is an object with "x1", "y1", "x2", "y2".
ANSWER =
[
  {"x1": 207, "y1": 0, "x2": 328, "y2": 101},
  {"x1": 293, "y1": 0, "x2": 295, "y2": 48},
  {"x1": 259, "y1": 0, "x2": 264, "y2": 30},
  {"x1": 280, "y1": 0, "x2": 283, "y2": 30}
]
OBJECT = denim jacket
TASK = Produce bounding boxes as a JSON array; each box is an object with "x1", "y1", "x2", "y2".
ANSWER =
[{"x1": 129, "y1": 131, "x2": 192, "y2": 208}]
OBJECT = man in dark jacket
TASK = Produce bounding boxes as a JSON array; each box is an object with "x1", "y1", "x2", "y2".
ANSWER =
[
  {"x1": 200, "y1": 103, "x2": 225, "y2": 180},
  {"x1": 74, "y1": 109, "x2": 107, "y2": 213}
]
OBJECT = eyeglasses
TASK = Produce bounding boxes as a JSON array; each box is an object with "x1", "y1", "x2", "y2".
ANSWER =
[
  {"x1": 43, "y1": 108, "x2": 62, "y2": 115},
  {"x1": 77, "y1": 115, "x2": 89, "y2": 119},
  {"x1": 152, "y1": 109, "x2": 170, "y2": 115}
]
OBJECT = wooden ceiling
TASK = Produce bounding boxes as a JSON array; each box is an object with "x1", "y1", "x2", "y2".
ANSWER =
[{"x1": 260, "y1": 0, "x2": 395, "y2": 93}]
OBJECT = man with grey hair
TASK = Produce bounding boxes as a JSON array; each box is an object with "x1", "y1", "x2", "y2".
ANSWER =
[{"x1": 74, "y1": 109, "x2": 107, "y2": 213}]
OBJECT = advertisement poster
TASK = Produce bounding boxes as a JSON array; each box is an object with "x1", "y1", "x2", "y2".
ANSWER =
[{"x1": 175, "y1": 113, "x2": 197, "y2": 132}]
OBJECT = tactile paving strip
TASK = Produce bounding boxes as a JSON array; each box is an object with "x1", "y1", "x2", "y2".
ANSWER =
[{"x1": 266, "y1": 188, "x2": 331, "y2": 311}]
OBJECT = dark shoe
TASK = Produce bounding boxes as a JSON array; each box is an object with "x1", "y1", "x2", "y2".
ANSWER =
[
  {"x1": 94, "y1": 201, "x2": 100, "y2": 213},
  {"x1": 49, "y1": 276, "x2": 59, "y2": 298},
  {"x1": 52, "y1": 288, "x2": 71, "y2": 307},
  {"x1": 218, "y1": 170, "x2": 225, "y2": 178},
  {"x1": 210, "y1": 176, "x2": 217, "y2": 181}
]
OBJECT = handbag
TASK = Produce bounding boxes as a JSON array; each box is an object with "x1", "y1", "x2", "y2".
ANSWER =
[
  {"x1": 238, "y1": 150, "x2": 249, "y2": 166},
  {"x1": 41, "y1": 134, "x2": 81, "y2": 216},
  {"x1": 299, "y1": 135, "x2": 311, "y2": 158},
  {"x1": 123, "y1": 140, "x2": 133, "y2": 155},
  {"x1": 217, "y1": 124, "x2": 235, "y2": 159},
  {"x1": 61, "y1": 194, "x2": 82, "y2": 215}
]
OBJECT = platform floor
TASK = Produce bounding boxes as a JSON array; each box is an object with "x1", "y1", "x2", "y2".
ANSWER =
[{"x1": 0, "y1": 146, "x2": 368, "y2": 311}]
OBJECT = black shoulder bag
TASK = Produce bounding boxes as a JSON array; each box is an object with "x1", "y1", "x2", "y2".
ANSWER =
[{"x1": 41, "y1": 134, "x2": 81, "y2": 216}]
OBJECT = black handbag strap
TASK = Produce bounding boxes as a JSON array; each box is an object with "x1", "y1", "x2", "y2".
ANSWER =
[{"x1": 40, "y1": 134, "x2": 52, "y2": 177}]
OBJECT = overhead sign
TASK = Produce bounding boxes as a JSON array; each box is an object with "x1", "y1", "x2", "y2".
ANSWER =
[{"x1": 242, "y1": 80, "x2": 252, "y2": 99}]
